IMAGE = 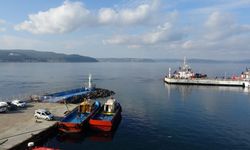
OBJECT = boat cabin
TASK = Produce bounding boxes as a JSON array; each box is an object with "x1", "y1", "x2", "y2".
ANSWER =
[
  {"x1": 241, "y1": 68, "x2": 250, "y2": 80},
  {"x1": 104, "y1": 98, "x2": 118, "y2": 113},
  {"x1": 78, "y1": 99, "x2": 93, "y2": 113}
]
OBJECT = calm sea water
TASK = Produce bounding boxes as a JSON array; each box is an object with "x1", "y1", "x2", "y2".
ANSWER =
[{"x1": 1, "y1": 62, "x2": 250, "y2": 150}]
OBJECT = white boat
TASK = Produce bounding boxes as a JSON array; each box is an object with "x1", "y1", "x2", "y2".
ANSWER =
[
  {"x1": 165, "y1": 58, "x2": 250, "y2": 88},
  {"x1": 0, "y1": 102, "x2": 8, "y2": 113}
]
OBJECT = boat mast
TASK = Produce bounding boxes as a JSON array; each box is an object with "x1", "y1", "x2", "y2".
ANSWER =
[
  {"x1": 184, "y1": 56, "x2": 186, "y2": 67},
  {"x1": 168, "y1": 68, "x2": 171, "y2": 78},
  {"x1": 88, "y1": 74, "x2": 92, "y2": 89}
]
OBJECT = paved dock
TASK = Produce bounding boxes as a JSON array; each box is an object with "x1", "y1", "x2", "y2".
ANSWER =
[{"x1": 0, "y1": 102, "x2": 77, "y2": 150}]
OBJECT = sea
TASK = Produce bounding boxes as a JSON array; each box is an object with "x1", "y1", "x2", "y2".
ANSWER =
[{"x1": 0, "y1": 62, "x2": 250, "y2": 150}]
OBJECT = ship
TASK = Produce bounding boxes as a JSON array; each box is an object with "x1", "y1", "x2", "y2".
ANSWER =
[
  {"x1": 58, "y1": 99, "x2": 101, "y2": 133},
  {"x1": 164, "y1": 58, "x2": 250, "y2": 88},
  {"x1": 89, "y1": 97, "x2": 122, "y2": 132}
]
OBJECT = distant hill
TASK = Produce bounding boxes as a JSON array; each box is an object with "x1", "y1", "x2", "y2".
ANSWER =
[
  {"x1": 0, "y1": 50, "x2": 98, "y2": 62},
  {"x1": 97, "y1": 58, "x2": 250, "y2": 63}
]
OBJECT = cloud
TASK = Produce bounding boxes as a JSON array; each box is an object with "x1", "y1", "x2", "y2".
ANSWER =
[
  {"x1": 0, "y1": 19, "x2": 6, "y2": 32},
  {"x1": 0, "y1": 19, "x2": 6, "y2": 24},
  {"x1": 103, "y1": 18, "x2": 185, "y2": 47},
  {"x1": 0, "y1": 35, "x2": 46, "y2": 49},
  {"x1": 15, "y1": 1, "x2": 91, "y2": 34},
  {"x1": 204, "y1": 11, "x2": 250, "y2": 40},
  {"x1": 191, "y1": 0, "x2": 250, "y2": 14},
  {"x1": 98, "y1": 0, "x2": 159, "y2": 25},
  {"x1": 15, "y1": 0, "x2": 160, "y2": 34}
]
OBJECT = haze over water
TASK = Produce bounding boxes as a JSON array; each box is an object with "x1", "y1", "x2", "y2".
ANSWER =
[{"x1": 0, "y1": 62, "x2": 250, "y2": 150}]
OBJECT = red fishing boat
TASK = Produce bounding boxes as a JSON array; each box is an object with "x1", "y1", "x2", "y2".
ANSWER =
[
  {"x1": 58, "y1": 99, "x2": 101, "y2": 133},
  {"x1": 89, "y1": 97, "x2": 122, "y2": 132}
]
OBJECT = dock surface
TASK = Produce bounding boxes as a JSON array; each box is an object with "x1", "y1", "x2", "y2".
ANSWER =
[{"x1": 0, "y1": 102, "x2": 77, "y2": 150}]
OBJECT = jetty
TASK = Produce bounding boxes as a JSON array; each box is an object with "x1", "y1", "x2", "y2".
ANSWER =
[
  {"x1": 0, "y1": 74, "x2": 115, "y2": 149},
  {"x1": 0, "y1": 102, "x2": 77, "y2": 150},
  {"x1": 164, "y1": 58, "x2": 250, "y2": 88}
]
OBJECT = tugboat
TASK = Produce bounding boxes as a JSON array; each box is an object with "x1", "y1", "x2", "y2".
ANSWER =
[
  {"x1": 58, "y1": 99, "x2": 101, "y2": 133},
  {"x1": 89, "y1": 97, "x2": 122, "y2": 132}
]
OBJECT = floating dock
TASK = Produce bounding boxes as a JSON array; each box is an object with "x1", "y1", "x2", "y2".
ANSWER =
[
  {"x1": 164, "y1": 77, "x2": 249, "y2": 87},
  {"x1": 0, "y1": 102, "x2": 77, "y2": 150}
]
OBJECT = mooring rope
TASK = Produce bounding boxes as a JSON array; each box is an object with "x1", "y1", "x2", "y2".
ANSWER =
[{"x1": 0, "y1": 139, "x2": 8, "y2": 145}]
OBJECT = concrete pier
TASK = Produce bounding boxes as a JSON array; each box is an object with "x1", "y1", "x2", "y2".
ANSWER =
[{"x1": 0, "y1": 102, "x2": 77, "y2": 150}]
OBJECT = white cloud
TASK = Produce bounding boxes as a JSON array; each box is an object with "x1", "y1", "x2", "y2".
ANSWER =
[
  {"x1": 182, "y1": 40, "x2": 193, "y2": 49},
  {"x1": 0, "y1": 35, "x2": 46, "y2": 49},
  {"x1": 103, "y1": 19, "x2": 185, "y2": 46},
  {"x1": 98, "y1": 0, "x2": 159, "y2": 25},
  {"x1": 15, "y1": 1, "x2": 91, "y2": 34},
  {"x1": 0, "y1": 19, "x2": 6, "y2": 32},
  {"x1": 204, "y1": 11, "x2": 250, "y2": 40},
  {"x1": 192, "y1": 0, "x2": 250, "y2": 14},
  {"x1": 0, "y1": 28, "x2": 6, "y2": 32},
  {"x1": 15, "y1": 0, "x2": 161, "y2": 34},
  {"x1": 0, "y1": 19, "x2": 6, "y2": 24}
]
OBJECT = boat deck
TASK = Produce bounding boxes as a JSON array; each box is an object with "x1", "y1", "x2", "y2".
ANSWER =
[
  {"x1": 61, "y1": 111, "x2": 90, "y2": 123},
  {"x1": 93, "y1": 113, "x2": 114, "y2": 121},
  {"x1": 0, "y1": 102, "x2": 77, "y2": 150}
]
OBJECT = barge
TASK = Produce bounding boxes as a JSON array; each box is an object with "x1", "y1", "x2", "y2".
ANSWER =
[
  {"x1": 164, "y1": 58, "x2": 250, "y2": 88},
  {"x1": 58, "y1": 100, "x2": 101, "y2": 133}
]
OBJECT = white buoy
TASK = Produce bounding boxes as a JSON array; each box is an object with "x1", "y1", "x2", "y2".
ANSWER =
[{"x1": 27, "y1": 142, "x2": 34, "y2": 147}]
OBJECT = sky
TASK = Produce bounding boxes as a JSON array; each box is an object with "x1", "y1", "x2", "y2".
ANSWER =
[{"x1": 0, "y1": 0, "x2": 250, "y2": 60}]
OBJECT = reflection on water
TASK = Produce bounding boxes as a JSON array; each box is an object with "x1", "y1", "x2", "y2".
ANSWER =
[
  {"x1": 164, "y1": 83, "x2": 193, "y2": 99},
  {"x1": 165, "y1": 83, "x2": 250, "y2": 98},
  {"x1": 54, "y1": 117, "x2": 121, "y2": 145}
]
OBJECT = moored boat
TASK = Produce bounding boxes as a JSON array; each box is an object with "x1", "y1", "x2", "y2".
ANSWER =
[
  {"x1": 89, "y1": 97, "x2": 122, "y2": 132},
  {"x1": 58, "y1": 99, "x2": 101, "y2": 133},
  {"x1": 165, "y1": 58, "x2": 250, "y2": 88}
]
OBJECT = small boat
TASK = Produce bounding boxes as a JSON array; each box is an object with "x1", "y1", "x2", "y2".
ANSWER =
[
  {"x1": 89, "y1": 97, "x2": 122, "y2": 132},
  {"x1": 58, "y1": 99, "x2": 101, "y2": 133}
]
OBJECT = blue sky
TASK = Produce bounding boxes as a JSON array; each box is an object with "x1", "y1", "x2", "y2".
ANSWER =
[{"x1": 0, "y1": 0, "x2": 250, "y2": 60}]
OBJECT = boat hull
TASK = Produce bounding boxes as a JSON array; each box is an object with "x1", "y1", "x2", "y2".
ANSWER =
[
  {"x1": 89, "y1": 106, "x2": 122, "y2": 132},
  {"x1": 58, "y1": 121, "x2": 87, "y2": 133},
  {"x1": 164, "y1": 77, "x2": 248, "y2": 87}
]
